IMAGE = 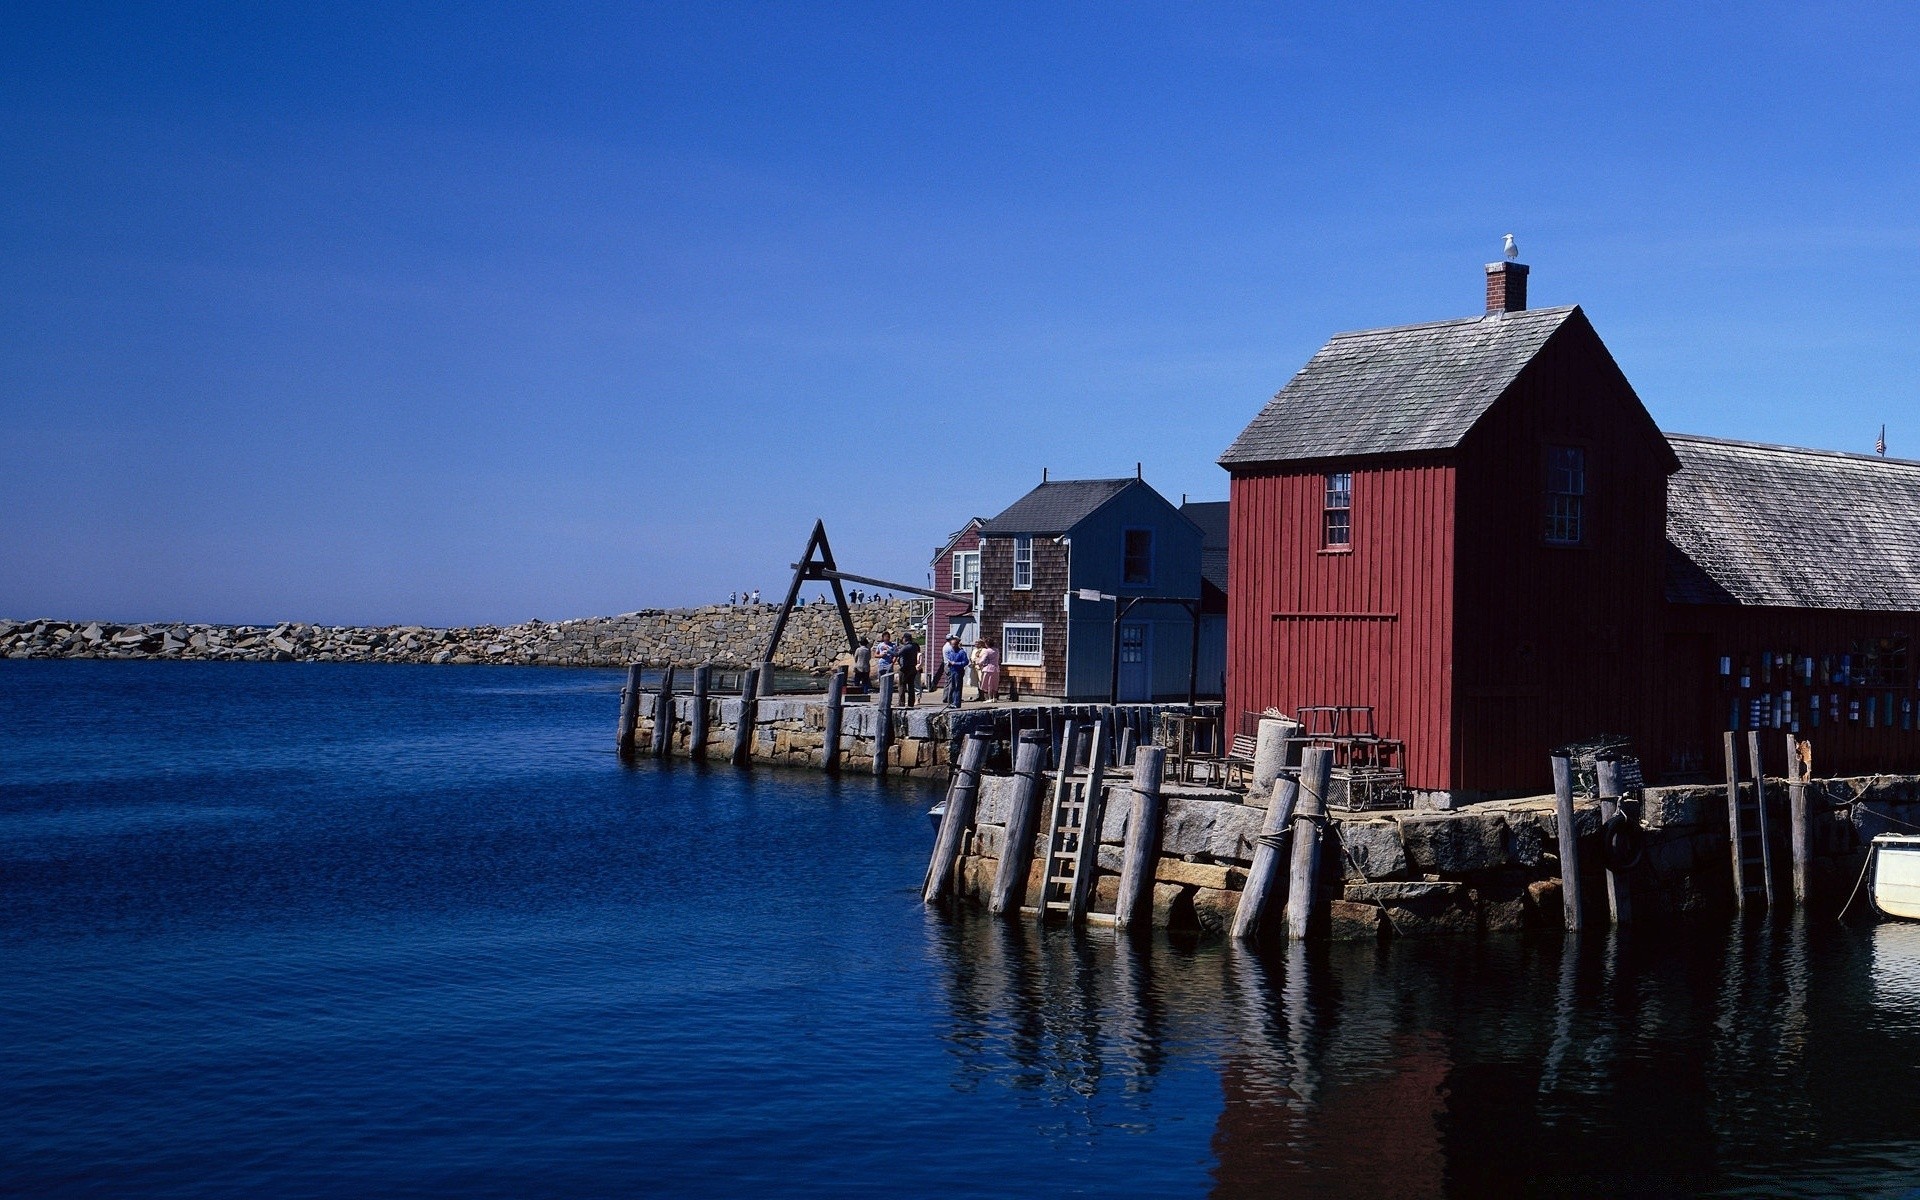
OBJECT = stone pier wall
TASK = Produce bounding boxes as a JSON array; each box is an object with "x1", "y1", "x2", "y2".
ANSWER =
[{"x1": 943, "y1": 772, "x2": 1920, "y2": 939}]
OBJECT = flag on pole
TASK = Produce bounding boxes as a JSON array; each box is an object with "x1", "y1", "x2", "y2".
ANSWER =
[{"x1": 1877, "y1": 424, "x2": 1887, "y2": 456}]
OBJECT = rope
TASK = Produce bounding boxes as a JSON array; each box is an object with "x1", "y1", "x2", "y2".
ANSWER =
[{"x1": 1837, "y1": 848, "x2": 1875, "y2": 921}]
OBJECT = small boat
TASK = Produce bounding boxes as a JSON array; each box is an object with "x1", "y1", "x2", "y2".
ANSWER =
[
  {"x1": 927, "y1": 800, "x2": 947, "y2": 832},
  {"x1": 1871, "y1": 834, "x2": 1920, "y2": 920}
]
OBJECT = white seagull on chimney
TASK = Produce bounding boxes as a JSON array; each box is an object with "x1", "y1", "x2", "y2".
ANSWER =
[{"x1": 1503, "y1": 233, "x2": 1519, "y2": 261}]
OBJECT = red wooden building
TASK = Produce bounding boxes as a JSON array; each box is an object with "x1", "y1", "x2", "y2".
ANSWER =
[
  {"x1": 1221, "y1": 256, "x2": 1920, "y2": 802},
  {"x1": 929, "y1": 518, "x2": 984, "y2": 648}
]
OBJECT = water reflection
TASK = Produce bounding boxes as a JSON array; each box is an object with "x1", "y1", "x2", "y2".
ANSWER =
[{"x1": 928, "y1": 910, "x2": 1920, "y2": 1197}]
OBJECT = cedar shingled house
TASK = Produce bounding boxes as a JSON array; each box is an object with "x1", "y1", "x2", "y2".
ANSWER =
[
  {"x1": 973, "y1": 475, "x2": 1209, "y2": 702},
  {"x1": 1221, "y1": 254, "x2": 1920, "y2": 803}
]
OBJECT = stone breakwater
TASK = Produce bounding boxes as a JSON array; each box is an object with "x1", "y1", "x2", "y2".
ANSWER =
[{"x1": 0, "y1": 599, "x2": 926, "y2": 670}]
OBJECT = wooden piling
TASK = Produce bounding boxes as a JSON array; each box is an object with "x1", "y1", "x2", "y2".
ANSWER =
[
  {"x1": 1595, "y1": 758, "x2": 1632, "y2": 926},
  {"x1": 822, "y1": 667, "x2": 845, "y2": 774},
  {"x1": 1285, "y1": 747, "x2": 1332, "y2": 940},
  {"x1": 731, "y1": 666, "x2": 759, "y2": 767},
  {"x1": 1747, "y1": 730, "x2": 1776, "y2": 909},
  {"x1": 1552, "y1": 754, "x2": 1585, "y2": 932},
  {"x1": 1788, "y1": 733, "x2": 1810, "y2": 906},
  {"x1": 1114, "y1": 746, "x2": 1167, "y2": 930},
  {"x1": 873, "y1": 672, "x2": 894, "y2": 776},
  {"x1": 758, "y1": 658, "x2": 777, "y2": 698},
  {"x1": 688, "y1": 664, "x2": 711, "y2": 761},
  {"x1": 989, "y1": 732, "x2": 1050, "y2": 916},
  {"x1": 650, "y1": 665, "x2": 676, "y2": 758},
  {"x1": 1722, "y1": 731, "x2": 1746, "y2": 910},
  {"x1": 616, "y1": 662, "x2": 644, "y2": 757},
  {"x1": 1118, "y1": 725, "x2": 1136, "y2": 768},
  {"x1": 924, "y1": 733, "x2": 990, "y2": 905},
  {"x1": 1231, "y1": 775, "x2": 1300, "y2": 941}
]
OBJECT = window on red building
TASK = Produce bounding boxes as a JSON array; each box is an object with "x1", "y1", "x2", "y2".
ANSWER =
[
  {"x1": 1323, "y1": 472, "x2": 1352, "y2": 549},
  {"x1": 1544, "y1": 446, "x2": 1585, "y2": 545}
]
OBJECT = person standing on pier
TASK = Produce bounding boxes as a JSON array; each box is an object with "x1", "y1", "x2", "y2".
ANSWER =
[
  {"x1": 896, "y1": 635, "x2": 920, "y2": 706},
  {"x1": 974, "y1": 636, "x2": 999, "y2": 704},
  {"x1": 942, "y1": 636, "x2": 969, "y2": 708},
  {"x1": 853, "y1": 637, "x2": 872, "y2": 693}
]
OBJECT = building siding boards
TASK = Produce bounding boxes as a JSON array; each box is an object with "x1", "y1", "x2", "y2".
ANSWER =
[
  {"x1": 1226, "y1": 457, "x2": 1456, "y2": 790},
  {"x1": 930, "y1": 523, "x2": 982, "y2": 646}
]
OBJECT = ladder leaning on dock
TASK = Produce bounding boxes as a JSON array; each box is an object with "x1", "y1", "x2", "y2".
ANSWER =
[
  {"x1": 1723, "y1": 730, "x2": 1775, "y2": 910},
  {"x1": 1036, "y1": 721, "x2": 1108, "y2": 923}
]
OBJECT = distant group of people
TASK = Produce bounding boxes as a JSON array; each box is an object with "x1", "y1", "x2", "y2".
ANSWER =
[
  {"x1": 726, "y1": 590, "x2": 763, "y2": 606},
  {"x1": 849, "y1": 629, "x2": 1000, "y2": 709}
]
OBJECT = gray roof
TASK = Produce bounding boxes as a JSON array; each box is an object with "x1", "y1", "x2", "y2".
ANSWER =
[
  {"x1": 1665, "y1": 434, "x2": 1920, "y2": 611},
  {"x1": 981, "y1": 478, "x2": 1135, "y2": 536},
  {"x1": 1181, "y1": 501, "x2": 1230, "y2": 593},
  {"x1": 1220, "y1": 306, "x2": 1580, "y2": 466}
]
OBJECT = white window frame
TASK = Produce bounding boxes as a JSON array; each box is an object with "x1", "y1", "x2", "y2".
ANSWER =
[
  {"x1": 1003, "y1": 622, "x2": 1043, "y2": 666},
  {"x1": 1013, "y1": 536, "x2": 1033, "y2": 590},
  {"x1": 950, "y1": 550, "x2": 980, "y2": 593}
]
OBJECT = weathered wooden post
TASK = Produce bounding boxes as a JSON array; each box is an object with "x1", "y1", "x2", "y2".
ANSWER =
[
  {"x1": 1552, "y1": 753, "x2": 1585, "y2": 932},
  {"x1": 822, "y1": 667, "x2": 846, "y2": 774},
  {"x1": 924, "y1": 733, "x2": 990, "y2": 905},
  {"x1": 1723, "y1": 731, "x2": 1747, "y2": 910},
  {"x1": 873, "y1": 672, "x2": 894, "y2": 776},
  {"x1": 650, "y1": 665, "x2": 676, "y2": 758},
  {"x1": 989, "y1": 732, "x2": 1050, "y2": 915},
  {"x1": 1595, "y1": 758, "x2": 1632, "y2": 926},
  {"x1": 1285, "y1": 747, "x2": 1332, "y2": 940},
  {"x1": 1058, "y1": 723, "x2": 1082, "y2": 783},
  {"x1": 1747, "y1": 730, "x2": 1776, "y2": 909},
  {"x1": 1115, "y1": 746, "x2": 1167, "y2": 930},
  {"x1": 731, "y1": 666, "x2": 760, "y2": 767},
  {"x1": 1231, "y1": 776, "x2": 1299, "y2": 941},
  {"x1": 1118, "y1": 724, "x2": 1136, "y2": 768},
  {"x1": 616, "y1": 662, "x2": 644, "y2": 757},
  {"x1": 758, "y1": 658, "x2": 778, "y2": 698},
  {"x1": 1787, "y1": 733, "x2": 1810, "y2": 906},
  {"x1": 688, "y1": 664, "x2": 711, "y2": 761}
]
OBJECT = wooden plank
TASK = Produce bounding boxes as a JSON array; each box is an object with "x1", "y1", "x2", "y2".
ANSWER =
[
  {"x1": 1723, "y1": 731, "x2": 1746, "y2": 909},
  {"x1": 1748, "y1": 730, "x2": 1775, "y2": 909},
  {"x1": 616, "y1": 662, "x2": 644, "y2": 757},
  {"x1": 1285, "y1": 747, "x2": 1332, "y2": 940},
  {"x1": 688, "y1": 663, "x2": 711, "y2": 761},
  {"x1": 1067, "y1": 721, "x2": 1110, "y2": 921},
  {"x1": 731, "y1": 666, "x2": 759, "y2": 767},
  {"x1": 989, "y1": 732, "x2": 1050, "y2": 916},
  {"x1": 1231, "y1": 776, "x2": 1299, "y2": 941},
  {"x1": 822, "y1": 667, "x2": 845, "y2": 774},
  {"x1": 1553, "y1": 753, "x2": 1585, "y2": 931},
  {"x1": 923, "y1": 734, "x2": 989, "y2": 905},
  {"x1": 1788, "y1": 733, "x2": 1809, "y2": 906},
  {"x1": 1114, "y1": 745, "x2": 1166, "y2": 930}
]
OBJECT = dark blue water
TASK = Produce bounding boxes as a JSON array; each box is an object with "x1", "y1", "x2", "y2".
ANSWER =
[{"x1": 5, "y1": 661, "x2": 1920, "y2": 1198}]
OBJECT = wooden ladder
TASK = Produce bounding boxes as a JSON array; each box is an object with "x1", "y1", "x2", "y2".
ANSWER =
[
  {"x1": 1723, "y1": 730, "x2": 1775, "y2": 910},
  {"x1": 1036, "y1": 721, "x2": 1108, "y2": 923}
]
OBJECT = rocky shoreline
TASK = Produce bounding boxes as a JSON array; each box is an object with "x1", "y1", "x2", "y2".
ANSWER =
[{"x1": 0, "y1": 599, "x2": 927, "y2": 671}]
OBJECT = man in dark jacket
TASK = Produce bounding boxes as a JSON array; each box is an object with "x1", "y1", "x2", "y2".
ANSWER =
[{"x1": 895, "y1": 635, "x2": 920, "y2": 706}]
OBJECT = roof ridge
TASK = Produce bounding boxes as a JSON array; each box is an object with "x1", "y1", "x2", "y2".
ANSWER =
[
  {"x1": 1322, "y1": 304, "x2": 1579, "y2": 343},
  {"x1": 1669, "y1": 431, "x2": 1920, "y2": 470}
]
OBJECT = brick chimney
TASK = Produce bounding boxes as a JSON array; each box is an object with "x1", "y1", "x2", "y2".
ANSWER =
[{"x1": 1485, "y1": 259, "x2": 1528, "y2": 313}]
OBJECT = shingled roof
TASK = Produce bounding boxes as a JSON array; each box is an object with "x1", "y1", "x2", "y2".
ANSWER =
[
  {"x1": 1665, "y1": 434, "x2": 1920, "y2": 611},
  {"x1": 1219, "y1": 306, "x2": 1581, "y2": 466},
  {"x1": 981, "y1": 478, "x2": 1137, "y2": 536}
]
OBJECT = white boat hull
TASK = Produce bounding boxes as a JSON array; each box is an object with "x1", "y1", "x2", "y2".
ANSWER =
[{"x1": 1872, "y1": 835, "x2": 1920, "y2": 920}]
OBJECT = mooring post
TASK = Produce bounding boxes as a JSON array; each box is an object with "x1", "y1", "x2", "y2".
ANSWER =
[
  {"x1": 1722, "y1": 731, "x2": 1747, "y2": 910},
  {"x1": 689, "y1": 664, "x2": 711, "y2": 761},
  {"x1": 822, "y1": 667, "x2": 846, "y2": 774},
  {"x1": 989, "y1": 731, "x2": 1050, "y2": 916},
  {"x1": 1231, "y1": 775, "x2": 1300, "y2": 941},
  {"x1": 1747, "y1": 730, "x2": 1776, "y2": 909},
  {"x1": 1595, "y1": 758, "x2": 1632, "y2": 926},
  {"x1": 650, "y1": 665, "x2": 676, "y2": 758},
  {"x1": 1552, "y1": 754, "x2": 1585, "y2": 932},
  {"x1": 1115, "y1": 745, "x2": 1167, "y2": 930},
  {"x1": 758, "y1": 658, "x2": 778, "y2": 698},
  {"x1": 1787, "y1": 732, "x2": 1810, "y2": 906},
  {"x1": 1285, "y1": 747, "x2": 1332, "y2": 940},
  {"x1": 924, "y1": 733, "x2": 990, "y2": 905},
  {"x1": 873, "y1": 672, "x2": 894, "y2": 776},
  {"x1": 616, "y1": 662, "x2": 644, "y2": 757},
  {"x1": 731, "y1": 666, "x2": 760, "y2": 767}
]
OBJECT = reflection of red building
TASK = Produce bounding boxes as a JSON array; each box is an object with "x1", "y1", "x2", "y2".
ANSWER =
[{"x1": 1221, "y1": 256, "x2": 1920, "y2": 802}]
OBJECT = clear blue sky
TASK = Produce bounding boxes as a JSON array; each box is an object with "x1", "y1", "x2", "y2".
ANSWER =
[{"x1": 6, "y1": 3, "x2": 1916, "y2": 626}]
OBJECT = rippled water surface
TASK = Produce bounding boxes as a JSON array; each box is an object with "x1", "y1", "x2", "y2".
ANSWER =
[{"x1": 5, "y1": 660, "x2": 1920, "y2": 1198}]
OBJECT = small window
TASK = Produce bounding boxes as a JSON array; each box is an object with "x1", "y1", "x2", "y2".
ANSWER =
[
  {"x1": 1545, "y1": 446, "x2": 1585, "y2": 545},
  {"x1": 950, "y1": 550, "x2": 980, "y2": 592},
  {"x1": 1122, "y1": 529, "x2": 1153, "y2": 585},
  {"x1": 1323, "y1": 472, "x2": 1352, "y2": 549},
  {"x1": 1003, "y1": 622, "x2": 1043, "y2": 666},
  {"x1": 1013, "y1": 536, "x2": 1033, "y2": 590}
]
